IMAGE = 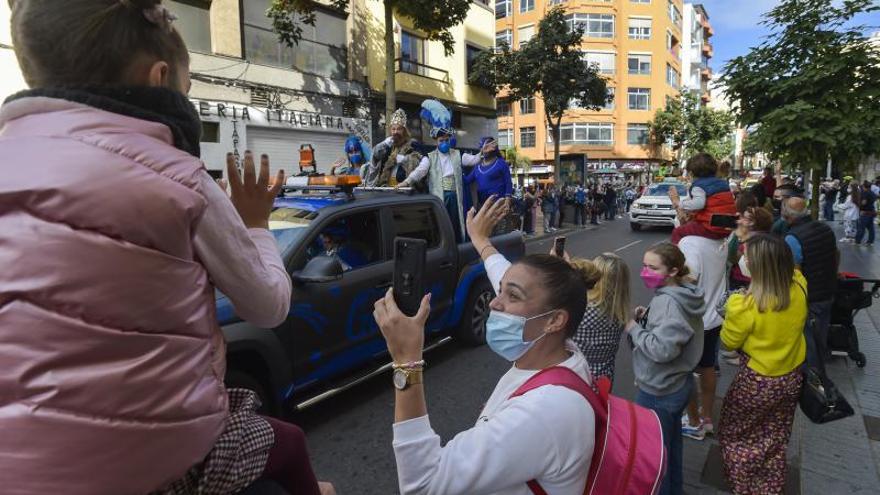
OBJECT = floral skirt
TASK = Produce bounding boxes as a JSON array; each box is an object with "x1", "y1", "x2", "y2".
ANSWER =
[
  {"x1": 718, "y1": 359, "x2": 802, "y2": 495},
  {"x1": 153, "y1": 388, "x2": 275, "y2": 495},
  {"x1": 845, "y1": 219, "x2": 858, "y2": 238}
]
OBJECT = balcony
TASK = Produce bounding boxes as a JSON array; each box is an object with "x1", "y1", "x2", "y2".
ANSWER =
[
  {"x1": 701, "y1": 91, "x2": 711, "y2": 103},
  {"x1": 395, "y1": 58, "x2": 450, "y2": 83},
  {"x1": 702, "y1": 42, "x2": 713, "y2": 58},
  {"x1": 701, "y1": 66, "x2": 712, "y2": 80},
  {"x1": 704, "y1": 24, "x2": 714, "y2": 38}
]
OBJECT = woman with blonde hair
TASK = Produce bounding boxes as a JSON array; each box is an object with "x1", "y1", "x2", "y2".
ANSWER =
[
  {"x1": 718, "y1": 233, "x2": 807, "y2": 494},
  {"x1": 573, "y1": 252, "x2": 632, "y2": 384}
]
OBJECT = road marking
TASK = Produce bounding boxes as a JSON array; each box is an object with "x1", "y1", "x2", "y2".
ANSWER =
[{"x1": 615, "y1": 240, "x2": 643, "y2": 252}]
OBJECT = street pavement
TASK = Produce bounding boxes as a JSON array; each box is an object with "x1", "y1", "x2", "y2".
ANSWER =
[{"x1": 297, "y1": 216, "x2": 880, "y2": 494}]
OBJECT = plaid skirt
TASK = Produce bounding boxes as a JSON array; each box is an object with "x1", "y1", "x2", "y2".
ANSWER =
[
  {"x1": 153, "y1": 389, "x2": 275, "y2": 495},
  {"x1": 718, "y1": 357, "x2": 802, "y2": 495}
]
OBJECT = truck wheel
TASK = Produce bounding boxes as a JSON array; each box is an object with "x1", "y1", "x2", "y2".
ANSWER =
[
  {"x1": 630, "y1": 222, "x2": 642, "y2": 231},
  {"x1": 455, "y1": 277, "x2": 493, "y2": 346},
  {"x1": 225, "y1": 369, "x2": 271, "y2": 415}
]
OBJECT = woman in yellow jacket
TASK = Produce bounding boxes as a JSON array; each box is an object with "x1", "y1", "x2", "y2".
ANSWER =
[{"x1": 718, "y1": 233, "x2": 807, "y2": 495}]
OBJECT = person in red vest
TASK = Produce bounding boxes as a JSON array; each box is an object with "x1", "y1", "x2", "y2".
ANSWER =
[{"x1": 669, "y1": 153, "x2": 737, "y2": 245}]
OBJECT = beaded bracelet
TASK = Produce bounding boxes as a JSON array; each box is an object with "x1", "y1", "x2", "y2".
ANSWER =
[{"x1": 392, "y1": 360, "x2": 426, "y2": 370}]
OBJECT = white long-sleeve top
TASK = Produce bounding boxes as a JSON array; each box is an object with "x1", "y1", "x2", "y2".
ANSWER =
[
  {"x1": 192, "y1": 172, "x2": 292, "y2": 328},
  {"x1": 405, "y1": 152, "x2": 482, "y2": 183},
  {"x1": 679, "y1": 186, "x2": 707, "y2": 212},
  {"x1": 392, "y1": 344, "x2": 595, "y2": 495},
  {"x1": 391, "y1": 253, "x2": 595, "y2": 495}
]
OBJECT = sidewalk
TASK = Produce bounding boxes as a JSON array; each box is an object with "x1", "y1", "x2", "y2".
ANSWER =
[{"x1": 682, "y1": 220, "x2": 880, "y2": 494}]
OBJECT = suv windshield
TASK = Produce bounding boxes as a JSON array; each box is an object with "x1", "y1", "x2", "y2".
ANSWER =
[
  {"x1": 646, "y1": 184, "x2": 687, "y2": 197},
  {"x1": 269, "y1": 208, "x2": 316, "y2": 256}
]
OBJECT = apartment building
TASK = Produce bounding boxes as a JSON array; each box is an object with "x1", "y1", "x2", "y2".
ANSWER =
[
  {"x1": 495, "y1": 0, "x2": 683, "y2": 183},
  {"x1": 355, "y1": 0, "x2": 497, "y2": 148},
  {"x1": 680, "y1": 3, "x2": 713, "y2": 102},
  {"x1": 1, "y1": 1, "x2": 373, "y2": 177}
]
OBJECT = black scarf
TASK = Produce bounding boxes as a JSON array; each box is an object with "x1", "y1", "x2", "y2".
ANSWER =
[{"x1": 6, "y1": 86, "x2": 203, "y2": 158}]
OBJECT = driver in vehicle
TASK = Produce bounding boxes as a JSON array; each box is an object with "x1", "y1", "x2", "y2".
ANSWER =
[{"x1": 319, "y1": 223, "x2": 368, "y2": 271}]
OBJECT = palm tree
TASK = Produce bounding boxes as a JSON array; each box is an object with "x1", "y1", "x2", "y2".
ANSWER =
[{"x1": 503, "y1": 146, "x2": 532, "y2": 187}]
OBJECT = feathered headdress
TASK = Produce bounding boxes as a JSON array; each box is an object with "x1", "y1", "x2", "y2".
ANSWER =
[
  {"x1": 420, "y1": 99, "x2": 454, "y2": 139},
  {"x1": 390, "y1": 108, "x2": 407, "y2": 128}
]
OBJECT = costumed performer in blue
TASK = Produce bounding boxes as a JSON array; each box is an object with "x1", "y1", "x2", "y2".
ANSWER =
[
  {"x1": 397, "y1": 99, "x2": 482, "y2": 242},
  {"x1": 330, "y1": 135, "x2": 372, "y2": 178},
  {"x1": 464, "y1": 136, "x2": 515, "y2": 233}
]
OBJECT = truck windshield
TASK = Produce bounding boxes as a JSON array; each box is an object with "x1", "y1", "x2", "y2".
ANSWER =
[
  {"x1": 646, "y1": 184, "x2": 687, "y2": 197},
  {"x1": 269, "y1": 208, "x2": 315, "y2": 257}
]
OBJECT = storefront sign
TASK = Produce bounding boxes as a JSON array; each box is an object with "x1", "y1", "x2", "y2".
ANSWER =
[
  {"x1": 587, "y1": 159, "x2": 652, "y2": 171},
  {"x1": 193, "y1": 100, "x2": 351, "y2": 132}
]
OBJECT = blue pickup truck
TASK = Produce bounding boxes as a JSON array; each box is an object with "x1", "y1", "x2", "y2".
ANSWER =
[{"x1": 218, "y1": 185, "x2": 524, "y2": 415}]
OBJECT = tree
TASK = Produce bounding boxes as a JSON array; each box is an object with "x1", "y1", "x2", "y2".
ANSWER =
[
  {"x1": 468, "y1": 6, "x2": 608, "y2": 181},
  {"x1": 269, "y1": 0, "x2": 472, "y2": 132},
  {"x1": 647, "y1": 91, "x2": 734, "y2": 164},
  {"x1": 502, "y1": 146, "x2": 532, "y2": 186},
  {"x1": 720, "y1": 0, "x2": 880, "y2": 218}
]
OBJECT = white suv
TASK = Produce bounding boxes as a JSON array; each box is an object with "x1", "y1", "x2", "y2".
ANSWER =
[{"x1": 629, "y1": 181, "x2": 687, "y2": 231}]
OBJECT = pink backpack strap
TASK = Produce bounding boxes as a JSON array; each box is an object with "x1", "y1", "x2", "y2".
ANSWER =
[
  {"x1": 511, "y1": 367, "x2": 610, "y2": 495},
  {"x1": 509, "y1": 366, "x2": 608, "y2": 422}
]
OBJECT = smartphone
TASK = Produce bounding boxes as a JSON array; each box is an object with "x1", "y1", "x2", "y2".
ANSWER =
[
  {"x1": 710, "y1": 214, "x2": 738, "y2": 230},
  {"x1": 553, "y1": 236, "x2": 566, "y2": 258},
  {"x1": 393, "y1": 237, "x2": 427, "y2": 317}
]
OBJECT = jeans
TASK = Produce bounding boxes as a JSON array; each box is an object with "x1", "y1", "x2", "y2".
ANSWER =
[
  {"x1": 605, "y1": 203, "x2": 617, "y2": 220},
  {"x1": 635, "y1": 377, "x2": 693, "y2": 495},
  {"x1": 443, "y1": 190, "x2": 463, "y2": 243},
  {"x1": 807, "y1": 299, "x2": 833, "y2": 373},
  {"x1": 823, "y1": 200, "x2": 835, "y2": 221},
  {"x1": 542, "y1": 210, "x2": 554, "y2": 233},
  {"x1": 856, "y1": 214, "x2": 876, "y2": 244},
  {"x1": 574, "y1": 204, "x2": 586, "y2": 226}
]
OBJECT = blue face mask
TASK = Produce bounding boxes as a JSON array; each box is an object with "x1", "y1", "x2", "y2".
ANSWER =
[
  {"x1": 438, "y1": 141, "x2": 451, "y2": 154},
  {"x1": 486, "y1": 309, "x2": 556, "y2": 361},
  {"x1": 349, "y1": 152, "x2": 363, "y2": 165}
]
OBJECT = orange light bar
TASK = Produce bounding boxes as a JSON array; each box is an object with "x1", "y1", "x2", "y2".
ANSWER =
[{"x1": 301, "y1": 175, "x2": 362, "y2": 187}]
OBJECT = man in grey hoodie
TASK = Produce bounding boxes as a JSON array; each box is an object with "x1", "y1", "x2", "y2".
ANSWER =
[{"x1": 627, "y1": 242, "x2": 706, "y2": 495}]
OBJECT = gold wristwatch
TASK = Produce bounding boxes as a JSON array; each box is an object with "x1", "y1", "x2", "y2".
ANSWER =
[{"x1": 393, "y1": 368, "x2": 423, "y2": 390}]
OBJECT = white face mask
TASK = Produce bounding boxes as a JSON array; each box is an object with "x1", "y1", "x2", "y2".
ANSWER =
[{"x1": 738, "y1": 255, "x2": 751, "y2": 278}]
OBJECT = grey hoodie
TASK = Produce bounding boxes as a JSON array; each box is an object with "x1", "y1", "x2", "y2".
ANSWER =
[{"x1": 630, "y1": 283, "x2": 706, "y2": 396}]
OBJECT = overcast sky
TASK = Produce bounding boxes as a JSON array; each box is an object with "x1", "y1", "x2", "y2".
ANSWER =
[{"x1": 697, "y1": 0, "x2": 880, "y2": 72}]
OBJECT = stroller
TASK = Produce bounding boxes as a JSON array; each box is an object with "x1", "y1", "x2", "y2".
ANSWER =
[{"x1": 828, "y1": 274, "x2": 880, "y2": 368}]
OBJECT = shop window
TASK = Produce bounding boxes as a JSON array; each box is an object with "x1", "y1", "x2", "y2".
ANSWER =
[
  {"x1": 201, "y1": 121, "x2": 220, "y2": 143},
  {"x1": 392, "y1": 206, "x2": 441, "y2": 249},
  {"x1": 167, "y1": 1, "x2": 211, "y2": 54}
]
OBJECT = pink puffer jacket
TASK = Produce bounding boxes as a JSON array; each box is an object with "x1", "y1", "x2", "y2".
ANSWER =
[{"x1": 0, "y1": 97, "x2": 228, "y2": 495}]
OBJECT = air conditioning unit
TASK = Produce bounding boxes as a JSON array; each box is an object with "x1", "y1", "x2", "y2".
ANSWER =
[{"x1": 251, "y1": 90, "x2": 270, "y2": 108}]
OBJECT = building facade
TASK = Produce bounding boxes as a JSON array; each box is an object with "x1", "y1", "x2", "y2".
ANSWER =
[
  {"x1": 495, "y1": 0, "x2": 683, "y2": 184},
  {"x1": 353, "y1": 0, "x2": 498, "y2": 149},
  {"x1": 680, "y1": 3, "x2": 713, "y2": 103},
  {"x1": 1, "y1": 0, "x2": 373, "y2": 178}
]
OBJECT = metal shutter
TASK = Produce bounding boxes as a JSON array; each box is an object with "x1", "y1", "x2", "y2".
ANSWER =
[{"x1": 245, "y1": 127, "x2": 349, "y2": 176}]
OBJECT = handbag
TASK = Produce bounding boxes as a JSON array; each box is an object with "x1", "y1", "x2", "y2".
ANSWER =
[{"x1": 796, "y1": 284, "x2": 855, "y2": 424}]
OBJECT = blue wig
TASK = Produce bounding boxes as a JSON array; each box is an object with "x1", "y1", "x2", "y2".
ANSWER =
[
  {"x1": 420, "y1": 99, "x2": 455, "y2": 139},
  {"x1": 344, "y1": 135, "x2": 372, "y2": 163}
]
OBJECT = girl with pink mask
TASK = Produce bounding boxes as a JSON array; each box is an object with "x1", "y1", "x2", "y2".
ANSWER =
[{"x1": 624, "y1": 242, "x2": 706, "y2": 495}]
